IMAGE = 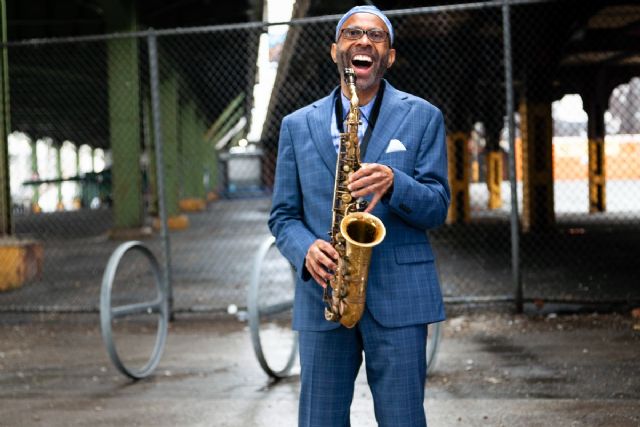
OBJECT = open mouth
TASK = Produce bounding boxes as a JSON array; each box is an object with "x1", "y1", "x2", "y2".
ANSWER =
[{"x1": 351, "y1": 54, "x2": 373, "y2": 71}]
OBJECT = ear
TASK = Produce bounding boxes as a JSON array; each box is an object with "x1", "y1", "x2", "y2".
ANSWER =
[
  {"x1": 331, "y1": 43, "x2": 337, "y2": 63},
  {"x1": 386, "y1": 48, "x2": 396, "y2": 68}
]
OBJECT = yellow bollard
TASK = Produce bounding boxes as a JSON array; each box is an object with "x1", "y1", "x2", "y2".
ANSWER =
[
  {"x1": 588, "y1": 138, "x2": 606, "y2": 213},
  {"x1": 0, "y1": 239, "x2": 43, "y2": 291},
  {"x1": 487, "y1": 151, "x2": 503, "y2": 210},
  {"x1": 446, "y1": 132, "x2": 470, "y2": 224}
]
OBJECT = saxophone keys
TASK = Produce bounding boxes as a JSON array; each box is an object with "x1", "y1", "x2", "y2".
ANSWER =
[
  {"x1": 324, "y1": 308, "x2": 339, "y2": 322},
  {"x1": 341, "y1": 193, "x2": 352, "y2": 203}
]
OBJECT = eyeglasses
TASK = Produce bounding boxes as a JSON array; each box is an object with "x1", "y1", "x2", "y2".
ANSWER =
[{"x1": 340, "y1": 27, "x2": 388, "y2": 43}]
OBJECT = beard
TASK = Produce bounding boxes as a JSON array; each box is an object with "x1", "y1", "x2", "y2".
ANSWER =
[{"x1": 335, "y1": 45, "x2": 390, "y2": 93}]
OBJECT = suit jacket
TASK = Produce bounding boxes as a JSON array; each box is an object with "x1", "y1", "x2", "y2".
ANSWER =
[{"x1": 268, "y1": 81, "x2": 450, "y2": 331}]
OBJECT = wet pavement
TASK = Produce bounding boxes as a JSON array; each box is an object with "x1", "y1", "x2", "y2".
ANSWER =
[{"x1": 1, "y1": 310, "x2": 639, "y2": 426}]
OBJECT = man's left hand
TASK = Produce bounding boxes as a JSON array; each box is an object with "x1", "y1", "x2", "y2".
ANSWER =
[{"x1": 347, "y1": 163, "x2": 394, "y2": 213}]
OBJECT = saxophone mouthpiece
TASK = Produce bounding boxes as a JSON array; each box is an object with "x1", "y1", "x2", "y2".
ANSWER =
[
  {"x1": 343, "y1": 68, "x2": 359, "y2": 108},
  {"x1": 343, "y1": 68, "x2": 356, "y2": 85}
]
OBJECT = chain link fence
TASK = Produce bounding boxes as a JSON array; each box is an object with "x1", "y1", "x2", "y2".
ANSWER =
[
  {"x1": 1, "y1": 0, "x2": 639, "y2": 314},
  {"x1": 510, "y1": 1, "x2": 640, "y2": 306}
]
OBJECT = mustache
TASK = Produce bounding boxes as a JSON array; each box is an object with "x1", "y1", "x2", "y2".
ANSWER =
[{"x1": 337, "y1": 48, "x2": 380, "y2": 67}]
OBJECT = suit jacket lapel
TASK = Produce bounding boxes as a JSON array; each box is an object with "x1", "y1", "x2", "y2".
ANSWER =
[
  {"x1": 363, "y1": 82, "x2": 410, "y2": 164},
  {"x1": 307, "y1": 88, "x2": 339, "y2": 176}
]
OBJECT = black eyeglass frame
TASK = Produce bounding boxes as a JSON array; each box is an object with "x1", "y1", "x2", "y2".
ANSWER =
[{"x1": 339, "y1": 27, "x2": 390, "y2": 43}]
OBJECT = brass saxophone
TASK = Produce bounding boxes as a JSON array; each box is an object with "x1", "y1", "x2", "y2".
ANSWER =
[{"x1": 323, "y1": 68, "x2": 386, "y2": 328}]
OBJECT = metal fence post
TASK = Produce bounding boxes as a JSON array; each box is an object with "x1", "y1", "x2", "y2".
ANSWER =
[
  {"x1": 147, "y1": 30, "x2": 174, "y2": 318},
  {"x1": 0, "y1": 0, "x2": 11, "y2": 236},
  {"x1": 502, "y1": 1, "x2": 523, "y2": 313}
]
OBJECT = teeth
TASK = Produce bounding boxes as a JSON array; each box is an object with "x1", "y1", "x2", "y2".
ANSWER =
[{"x1": 353, "y1": 55, "x2": 372, "y2": 63}]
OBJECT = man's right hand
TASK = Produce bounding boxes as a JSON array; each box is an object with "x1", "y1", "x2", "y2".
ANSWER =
[{"x1": 305, "y1": 239, "x2": 339, "y2": 288}]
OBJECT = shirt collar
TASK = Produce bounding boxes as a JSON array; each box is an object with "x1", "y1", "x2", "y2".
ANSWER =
[{"x1": 340, "y1": 92, "x2": 377, "y2": 124}]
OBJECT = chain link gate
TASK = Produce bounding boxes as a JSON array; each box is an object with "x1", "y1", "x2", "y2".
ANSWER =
[{"x1": 1, "y1": 1, "x2": 639, "y2": 325}]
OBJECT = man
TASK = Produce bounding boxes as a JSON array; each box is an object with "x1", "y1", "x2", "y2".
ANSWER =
[{"x1": 268, "y1": 5, "x2": 449, "y2": 426}]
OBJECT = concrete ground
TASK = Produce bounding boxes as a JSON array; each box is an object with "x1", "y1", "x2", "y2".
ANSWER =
[{"x1": 1, "y1": 310, "x2": 639, "y2": 427}]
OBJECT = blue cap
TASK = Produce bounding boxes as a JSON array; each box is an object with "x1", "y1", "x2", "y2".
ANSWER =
[{"x1": 335, "y1": 5, "x2": 394, "y2": 45}]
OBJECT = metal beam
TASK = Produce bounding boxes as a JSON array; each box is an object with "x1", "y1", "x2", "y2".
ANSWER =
[{"x1": 566, "y1": 30, "x2": 640, "y2": 54}]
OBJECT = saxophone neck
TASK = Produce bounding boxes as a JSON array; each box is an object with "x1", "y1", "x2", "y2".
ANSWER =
[
  {"x1": 348, "y1": 82, "x2": 359, "y2": 110},
  {"x1": 343, "y1": 67, "x2": 360, "y2": 128}
]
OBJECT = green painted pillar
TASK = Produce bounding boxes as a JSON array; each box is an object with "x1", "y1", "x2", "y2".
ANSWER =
[
  {"x1": 0, "y1": 0, "x2": 11, "y2": 234},
  {"x1": 105, "y1": 0, "x2": 143, "y2": 229},
  {"x1": 160, "y1": 74, "x2": 180, "y2": 218},
  {"x1": 180, "y1": 101, "x2": 205, "y2": 202}
]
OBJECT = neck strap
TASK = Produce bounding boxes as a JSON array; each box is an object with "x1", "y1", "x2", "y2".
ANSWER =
[{"x1": 334, "y1": 80, "x2": 386, "y2": 142}]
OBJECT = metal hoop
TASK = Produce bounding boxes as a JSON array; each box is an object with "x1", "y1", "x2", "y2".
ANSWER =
[
  {"x1": 248, "y1": 235, "x2": 298, "y2": 379},
  {"x1": 427, "y1": 321, "x2": 442, "y2": 375},
  {"x1": 100, "y1": 241, "x2": 169, "y2": 379}
]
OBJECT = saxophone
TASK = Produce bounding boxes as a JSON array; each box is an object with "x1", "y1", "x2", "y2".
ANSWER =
[{"x1": 323, "y1": 68, "x2": 386, "y2": 328}]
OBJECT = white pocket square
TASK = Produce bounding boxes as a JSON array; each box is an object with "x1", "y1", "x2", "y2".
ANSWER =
[{"x1": 385, "y1": 139, "x2": 406, "y2": 153}]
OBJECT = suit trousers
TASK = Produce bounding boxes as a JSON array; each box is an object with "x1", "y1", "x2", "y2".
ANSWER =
[{"x1": 297, "y1": 308, "x2": 428, "y2": 427}]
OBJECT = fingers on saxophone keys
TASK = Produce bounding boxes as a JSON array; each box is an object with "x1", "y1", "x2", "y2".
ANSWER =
[
  {"x1": 315, "y1": 274, "x2": 328, "y2": 288},
  {"x1": 316, "y1": 252, "x2": 337, "y2": 276},
  {"x1": 320, "y1": 269, "x2": 334, "y2": 285},
  {"x1": 347, "y1": 178, "x2": 365, "y2": 196},
  {"x1": 316, "y1": 240, "x2": 339, "y2": 264},
  {"x1": 365, "y1": 193, "x2": 382, "y2": 213},
  {"x1": 306, "y1": 241, "x2": 337, "y2": 287},
  {"x1": 349, "y1": 173, "x2": 380, "y2": 196},
  {"x1": 315, "y1": 267, "x2": 332, "y2": 288}
]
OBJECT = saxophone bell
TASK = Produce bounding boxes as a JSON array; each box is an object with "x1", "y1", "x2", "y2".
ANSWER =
[{"x1": 330, "y1": 212, "x2": 385, "y2": 328}]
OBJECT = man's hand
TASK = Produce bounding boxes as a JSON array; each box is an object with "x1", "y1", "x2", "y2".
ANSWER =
[
  {"x1": 305, "y1": 239, "x2": 339, "y2": 288},
  {"x1": 348, "y1": 163, "x2": 394, "y2": 212}
]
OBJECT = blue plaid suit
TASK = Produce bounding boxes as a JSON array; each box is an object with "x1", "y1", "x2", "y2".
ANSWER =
[{"x1": 268, "y1": 81, "x2": 449, "y2": 426}]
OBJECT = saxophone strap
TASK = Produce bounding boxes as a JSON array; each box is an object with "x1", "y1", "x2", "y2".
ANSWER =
[{"x1": 334, "y1": 80, "x2": 386, "y2": 159}]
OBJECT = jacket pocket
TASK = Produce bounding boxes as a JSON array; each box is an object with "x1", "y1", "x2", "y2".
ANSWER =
[{"x1": 394, "y1": 243, "x2": 434, "y2": 264}]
